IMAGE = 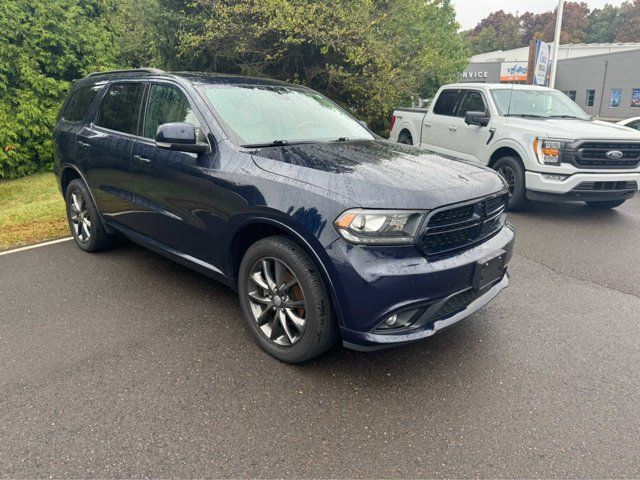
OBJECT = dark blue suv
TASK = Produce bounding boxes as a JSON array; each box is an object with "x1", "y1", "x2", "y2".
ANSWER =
[{"x1": 53, "y1": 69, "x2": 515, "y2": 362}]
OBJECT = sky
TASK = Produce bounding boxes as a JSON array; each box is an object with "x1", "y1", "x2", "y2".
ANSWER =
[{"x1": 452, "y1": 0, "x2": 628, "y2": 30}]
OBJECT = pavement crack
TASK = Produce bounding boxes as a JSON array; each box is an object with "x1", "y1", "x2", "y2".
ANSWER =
[{"x1": 513, "y1": 251, "x2": 640, "y2": 302}]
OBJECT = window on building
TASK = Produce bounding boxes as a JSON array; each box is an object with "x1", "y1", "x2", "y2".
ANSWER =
[
  {"x1": 564, "y1": 90, "x2": 577, "y2": 102},
  {"x1": 585, "y1": 89, "x2": 596, "y2": 107},
  {"x1": 95, "y1": 83, "x2": 145, "y2": 135}
]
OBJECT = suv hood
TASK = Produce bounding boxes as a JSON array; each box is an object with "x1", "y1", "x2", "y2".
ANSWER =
[
  {"x1": 506, "y1": 117, "x2": 640, "y2": 140},
  {"x1": 251, "y1": 140, "x2": 505, "y2": 209}
]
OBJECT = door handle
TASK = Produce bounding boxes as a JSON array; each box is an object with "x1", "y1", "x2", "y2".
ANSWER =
[
  {"x1": 448, "y1": 126, "x2": 457, "y2": 132},
  {"x1": 424, "y1": 122, "x2": 432, "y2": 127},
  {"x1": 133, "y1": 154, "x2": 151, "y2": 164},
  {"x1": 77, "y1": 141, "x2": 91, "y2": 148}
]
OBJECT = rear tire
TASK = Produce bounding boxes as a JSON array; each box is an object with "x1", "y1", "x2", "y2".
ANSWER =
[
  {"x1": 585, "y1": 200, "x2": 626, "y2": 209},
  {"x1": 238, "y1": 236, "x2": 337, "y2": 363},
  {"x1": 65, "y1": 179, "x2": 112, "y2": 252},
  {"x1": 493, "y1": 156, "x2": 527, "y2": 211},
  {"x1": 398, "y1": 131, "x2": 413, "y2": 145}
]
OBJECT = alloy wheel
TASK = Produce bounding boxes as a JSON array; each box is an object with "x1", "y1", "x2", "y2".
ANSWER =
[
  {"x1": 69, "y1": 191, "x2": 91, "y2": 243},
  {"x1": 247, "y1": 257, "x2": 306, "y2": 346},
  {"x1": 497, "y1": 165, "x2": 516, "y2": 195}
]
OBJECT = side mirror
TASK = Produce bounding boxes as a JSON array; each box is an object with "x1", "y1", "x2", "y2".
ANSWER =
[
  {"x1": 155, "y1": 122, "x2": 208, "y2": 154},
  {"x1": 465, "y1": 111, "x2": 490, "y2": 127}
]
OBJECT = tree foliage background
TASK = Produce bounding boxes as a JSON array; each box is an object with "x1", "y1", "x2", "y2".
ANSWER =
[
  {"x1": 464, "y1": 1, "x2": 640, "y2": 55},
  {"x1": 0, "y1": 0, "x2": 466, "y2": 179}
]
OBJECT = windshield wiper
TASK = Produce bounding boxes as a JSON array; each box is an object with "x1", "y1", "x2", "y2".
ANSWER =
[
  {"x1": 504, "y1": 113, "x2": 549, "y2": 119},
  {"x1": 330, "y1": 137, "x2": 350, "y2": 142},
  {"x1": 241, "y1": 139, "x2": 290, "y2": 148},
  {"x1": 549, "y1": 115, "x2": 585, "y2": 119}
]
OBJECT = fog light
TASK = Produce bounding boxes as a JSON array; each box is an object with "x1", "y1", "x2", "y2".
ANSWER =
[
  {"x1": 542, "y1": 174, "x2": 568, "y2": 181},
  {"x1": 385, "y1": 314, "x2": 398, "y2": 326}
]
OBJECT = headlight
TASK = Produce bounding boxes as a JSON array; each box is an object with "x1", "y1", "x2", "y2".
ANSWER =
[
  {"x1": 534, "y1": 138, "x2": 564, "y2": 165},
  {"x1": 334, "y1": 209, "x2": 426, "y2": 245}
]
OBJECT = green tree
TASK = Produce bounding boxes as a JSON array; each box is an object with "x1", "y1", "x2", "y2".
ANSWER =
[
  {"x1": 169, "y1": 0, "x2": 467, "y2": 131},
  {"x1": 0, "y1": 0, "x2": 117, "y2": 178},
  {"x1": 466, "y1": 10, "x2": 523, "y2": 53},
  {"x1": 616, "y1": 0, "x2": 640, "y2": 42},
  {"x1": 586, "y1": 4, "x2": 621, "y2": 43}
]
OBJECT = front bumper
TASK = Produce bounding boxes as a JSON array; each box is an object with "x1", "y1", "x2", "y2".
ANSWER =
[
  {"x1": 525, "y1": 171, "x2": 640, "y2": 202},
  {"x1": 323, "y1": 224, "x2": 515, "y2": 350}
]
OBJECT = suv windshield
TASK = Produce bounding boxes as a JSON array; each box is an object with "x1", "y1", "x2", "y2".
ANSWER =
[
  {"x1": 491, "y1": 88, "x2": 590, "y2": 120},
  {"x1": 200, "y1": 85, "x2": 374, "y2": 146}
]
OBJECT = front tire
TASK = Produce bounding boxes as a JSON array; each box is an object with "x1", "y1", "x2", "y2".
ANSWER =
[
  {"x1": 65, "y1": 179, "x2": 112, "y2": 252},
  {"x1": 494, "y1": 156, "x2": 527, "y2": 211},
  {"x1": 585, "y1": 200, "x2": 626, "y2": 209},
  {"x1": 238, "y1": 236, "x2": 337, "y2": 363}
]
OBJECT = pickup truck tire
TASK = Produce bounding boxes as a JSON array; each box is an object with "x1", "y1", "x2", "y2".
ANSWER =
[
  {"x1": 398, "y1": 131, "x2": 413, "y2": 145},
  {"x1": 238, "y1": 236, "x2": 337, "y2": 363},
  {"x1": 585, "y1": 200, "x2": 626, "y2": 209},
  {"x1": 493, "y1": 156, "x2": 527, "y2": 211}
]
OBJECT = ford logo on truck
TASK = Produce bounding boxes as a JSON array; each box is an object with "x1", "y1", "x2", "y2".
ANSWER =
[{"x1": 607, "y1": 150, "x2": 624, "y2": 159}]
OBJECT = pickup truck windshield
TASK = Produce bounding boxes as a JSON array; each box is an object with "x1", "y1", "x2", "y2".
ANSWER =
[
  {"x1": 491, "y1": 89, "x2": 590, "y2": 120},
  {"x1": 200, "y1": 85, "x2": 374, "y2": 146}
]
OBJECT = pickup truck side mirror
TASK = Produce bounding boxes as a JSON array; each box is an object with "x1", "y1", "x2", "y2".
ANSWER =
[
  {"x1": 156, "y1": 122, "x2": 209, "y2": 154},
  {"x1": 465, "y1": 111, "x2": 490, "y2": 127}
]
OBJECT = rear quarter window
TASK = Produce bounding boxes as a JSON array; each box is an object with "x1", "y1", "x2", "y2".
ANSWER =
[{"x1": 61, "y1": 86, "x2": 102, "y2": 122}]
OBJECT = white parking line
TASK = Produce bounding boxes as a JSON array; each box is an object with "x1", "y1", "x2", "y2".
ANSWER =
[{"x1": 0, "y1": 237, "x2": 73, "y2": 257}]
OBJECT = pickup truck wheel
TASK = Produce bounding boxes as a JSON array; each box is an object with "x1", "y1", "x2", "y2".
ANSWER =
[
  {"x1": 494, "y1": 156, "x2": 527, "y2": 211},
  {"x1": 585, "y1": 200, "x2": 626, "y2": 209},
  {"x1": 65, "y1": 179, "x2": 112, "y2": 252},
  {"x1": 238, "y1": 236, "x2": 337, "y2": 363},
  {"x1": 398, "y1": 131, "x2": 413, "y2": 145}
]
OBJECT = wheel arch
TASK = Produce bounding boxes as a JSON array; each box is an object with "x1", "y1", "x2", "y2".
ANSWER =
[
  {"x1": 59, "y1": 164, "x2": 111, "y2": 232},
  {"x1": 488, "y1": 146, "x2": 525, "y2": 169},
  {"x1": 228, "y1": 217, "x2": 345, "y2": 326}
]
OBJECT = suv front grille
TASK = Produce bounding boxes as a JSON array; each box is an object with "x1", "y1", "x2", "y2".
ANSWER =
[
  {"x1": 419, "y1": 193, "x2": 508, "y2": 256},
  {"x1": 570, "y1": 142, "x2": 640, "y2": 169}
]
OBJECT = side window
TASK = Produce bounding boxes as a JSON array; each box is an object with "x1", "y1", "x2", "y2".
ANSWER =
[
  {"x1": 456, "y1": 91, "x2": 486, "y2": 117},
  {"x1": 433, "y1": 89, "x2": 462, "y2": 116},
  {"x1": 95, "y1": 83, "x2": 145, "y2": 135},
  {"x1": 143, "y1": 84, "x2": 201, "y2": 139},
  {"x1": 628, "y1": 121, "x2": 640, "y2": 131},
  {"x1": 61, "y1": 86, "x2": 102, "y2": 122}
]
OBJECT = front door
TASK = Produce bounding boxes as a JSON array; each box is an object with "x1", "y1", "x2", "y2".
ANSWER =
[
  {"x1": 130, "y1": 82, "x2": 214, "y2": 263},
  {"x1": 454, "y1": 90, "x2": 492, "y2": 163}
]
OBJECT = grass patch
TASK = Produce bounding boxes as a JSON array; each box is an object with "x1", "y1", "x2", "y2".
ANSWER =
[{"x1": 0, "y1": 172, "x2": 68, "y2": 250}]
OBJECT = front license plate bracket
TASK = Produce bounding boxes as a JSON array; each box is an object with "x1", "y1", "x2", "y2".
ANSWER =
[{"x1": 473, "y1": 249, "x2": 506, "y2": 291}]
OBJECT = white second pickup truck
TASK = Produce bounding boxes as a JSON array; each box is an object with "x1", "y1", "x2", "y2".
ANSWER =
[{"x1": 390, "y1": 83, "x2": 640, "y2": 209}]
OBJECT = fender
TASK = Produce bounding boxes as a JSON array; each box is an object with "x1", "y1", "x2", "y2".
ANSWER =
[
  {"x1": 396, "y1": 120, "x2": 419, "y2": 144},
  {"x1": 488, "y1": 138, "x2": 530, "y2": 165}
]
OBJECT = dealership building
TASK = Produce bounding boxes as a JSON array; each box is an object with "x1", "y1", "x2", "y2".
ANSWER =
[{"x1": 462, "y1": 42, "x2": 640, "y2": 120}]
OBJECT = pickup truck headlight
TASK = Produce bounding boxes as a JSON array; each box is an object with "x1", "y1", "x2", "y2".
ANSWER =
[
  {"x1": 334, "y1": 209, "x2": 426, "y2": 245},
  {"x1": 534, "y1": 138, "x2": 564, "y2": 165}
]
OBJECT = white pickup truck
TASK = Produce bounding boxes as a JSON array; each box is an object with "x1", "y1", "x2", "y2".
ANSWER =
[{"x1": 390, "y1": 83, "x2": 640, "y2": 209}]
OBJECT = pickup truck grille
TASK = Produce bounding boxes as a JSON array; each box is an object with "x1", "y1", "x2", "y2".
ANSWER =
[
  {"x1": 419, "y1": 193, "x2": 508, "y2": 256},
  {"x1": 568, "y1": 142, "x2": 640, "y2": 169},
  {"x1": 574, "y1": 181, "x2": 638, "y2": 192}
]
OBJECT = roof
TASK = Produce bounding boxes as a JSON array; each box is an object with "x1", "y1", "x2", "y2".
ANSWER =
[{"x1": 471, "y1": 42, "x2": 640, "y2": 63}]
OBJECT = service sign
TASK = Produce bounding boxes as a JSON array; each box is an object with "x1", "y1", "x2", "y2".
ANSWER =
[{"x1": 500, "y1": 62, "x2": 527, "y2": 83}]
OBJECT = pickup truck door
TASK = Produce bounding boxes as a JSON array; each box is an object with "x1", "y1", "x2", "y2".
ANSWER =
[
  {"x1": 454, "y1": 90, "x2": 492, "y2": 164},
  {"x1": 420, "y1": 89, "x2": 466, "y2": 156}
]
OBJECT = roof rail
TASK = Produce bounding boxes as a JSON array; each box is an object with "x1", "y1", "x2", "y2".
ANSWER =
[{"x1": 86, "y1": 68, "x2": 165, "y2": 78}]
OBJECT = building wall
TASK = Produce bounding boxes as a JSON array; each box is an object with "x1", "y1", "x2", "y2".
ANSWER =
[
  {"x1": 555, "y1": 49, "x2": 640, "y2": 120},
  {"x1": 461, "y1": 62, "x2": 501, "y2": 83}
]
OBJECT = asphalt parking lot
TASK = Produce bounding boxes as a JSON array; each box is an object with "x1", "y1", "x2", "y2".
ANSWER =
[{"x1": 1, "y1": 197, "x2": 639, "y2": 478}]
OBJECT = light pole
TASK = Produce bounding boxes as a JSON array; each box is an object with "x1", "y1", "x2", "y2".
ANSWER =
[{"x1": 549, "y1": 0, "x2": 565, "y2": 88}]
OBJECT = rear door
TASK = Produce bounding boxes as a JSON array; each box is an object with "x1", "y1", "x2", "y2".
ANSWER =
[
  {"x1": 454, "y1": 89, "x2": 492, "y2": 163},
  {"x1": 79, "y1": 81, "x2": 145, "y2": 229},
  {"x1": 421, "y1": 88, "x2": 465, "y2": 155},
  {"x1": 129, "y1": 81, "x2": 214, "y2": 262}
]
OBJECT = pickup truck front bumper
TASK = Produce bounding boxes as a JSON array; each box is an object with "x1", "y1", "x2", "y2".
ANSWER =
[{"x1": 525, "y1": 171, "x2": 640, "y2": 202}]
